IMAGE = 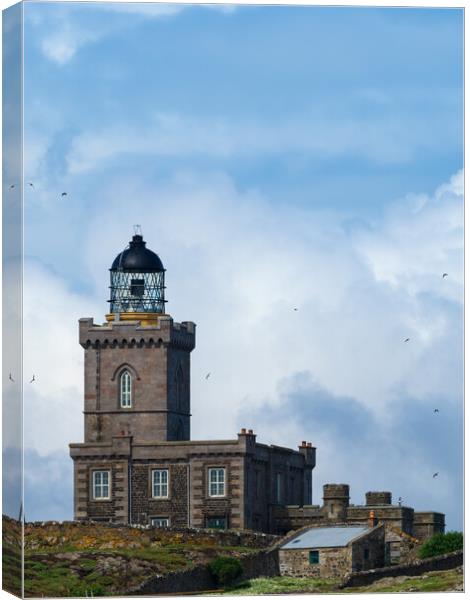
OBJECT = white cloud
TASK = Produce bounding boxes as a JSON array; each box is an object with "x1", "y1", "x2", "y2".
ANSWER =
[
  {"x1": 65, "y1": 109, "x2": 453, "y2": 174},
  {"x1": 32, "y1": 2, "x2": 187, "y2": 66},
  {"x1": 23, "y1": 169, "x2": 463, "y2": 448},
  {"x1": 77, "y1": 169, "x2": 462, "y2": 428},
  {"x1": 97, "y1": 2, "x2": 186, "y2": 18},
  {"x1": 23, "y1": 260, "x2": 101, "y2": 455},
  {"x1": 40, "y1": 23, "x2": 101, "y2": 65},
  {"x1": 31, "y1": 2, "x2": 237, "y2": 68},
  {"x1": 21, "y1": 169, "x2": 462, "y2": 528},
  {"x1": 355, "y1": 169, "x2": 463, "y2": 300}
]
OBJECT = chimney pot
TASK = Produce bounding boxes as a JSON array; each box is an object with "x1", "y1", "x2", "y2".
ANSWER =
[
  {"x1": 248, "y1": 429, "x2": 253, "y2": 434},
  {"x1": 241, "y1": 428, "x2": 246, "y2": 434},
  {"x1": 302, "y1": 440, "x2": 307, "y2": 446},
  {"x1": 307, "y1": 442, "x2": 312, "y2": 447}
]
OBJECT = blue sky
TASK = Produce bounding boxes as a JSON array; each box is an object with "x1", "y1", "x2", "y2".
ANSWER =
[{"x1": 4, "y1": 2, "x2": 463, "y2": 530}]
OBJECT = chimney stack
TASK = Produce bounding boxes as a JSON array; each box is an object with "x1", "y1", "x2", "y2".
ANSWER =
[{"x1": 368, "y1": 510, "x2": 377, "y2": 528}]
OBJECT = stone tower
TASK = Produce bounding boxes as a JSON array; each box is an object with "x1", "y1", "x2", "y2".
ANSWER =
[
  {"x1": 80, "y1": 233, "x2": 196, "y2": 444},
  {"x1": 322, "y1": 483, "x2": 350, "y2": 520},
  {"x1": 70, "y1": 232, "x2": 314, "y2": 528}
]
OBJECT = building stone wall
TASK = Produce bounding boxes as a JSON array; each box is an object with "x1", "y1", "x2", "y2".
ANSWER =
[
  {"x1": 131, "y1": 462, "x2": 189, "y2": 526},
  {"x1": 350, "y1": 524, "x2": 385, "y2": 571},
  {"x1": 279, "y1": 546, "x2": 352, "y2": 578},
  {"x1": 347, "y1": 505, "x2": 415, "y2": 536},
  {"x1": 365, "y1": 491, "x2": 392, "y2": 506},
  {"x1": 384, "y1": 525, "x2": 420, "y2": 565},
  {"x1": 79, "y1": 317, "x2": 195, "y2": 444},
  {"x1": 72, "y1": 308, "x2": 443, "y2": 540},
  {"x1": 323, "y1": 484, "x2": 350, "y2": 521},
  {"x1": 271, "y1": 484, "x2": 443, "y2": 548},
  {"x1": 413, "y1": 511, "x2": 445, "y2": 540},
  {"x1": 243, "y1": 438, "x2": 315, "y2": 533},
  {"x1": 71, "y1": 432, "x2": 314, "y2": 531},
  {"x1": 189, "y1": 453, "x2": 245, "y2": 530},
  {"x1": 73, "y1": 457, "x2": 129, "y2": 523},
  {"x1": 279, "y1": 525, "x2": 384, "y2": 579}
]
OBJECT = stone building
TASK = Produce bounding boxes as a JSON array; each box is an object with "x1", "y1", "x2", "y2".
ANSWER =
[
  {"x1": 273, "y1": 484, "x2": 445, "y2": 539},
  {"x1": 279, "y1": 521, "x2": 385, "y2": 578},
  {"x1": 274, "y1": 483, "x2": 445, "y2": 562},
  {"x1": 69, "y1": 234, "x2": 315, "y2": 531},
  {"x1": 69, "y1": 234, "x2": 445, "y2": 541}
]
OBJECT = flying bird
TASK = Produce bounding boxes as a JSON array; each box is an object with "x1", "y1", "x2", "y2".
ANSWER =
[
  {"x1": 30, "y1": 375, "x2": 35, "y2": 383},
  {"x1": 404, "y1": 338, "x2": 410, "y2": 343},
  {"x1": 27, "y1": 182, "x2": 34, "y2": 188},
  {"x1": 293, "y1": 308, "x2": 298, "y2": 311},
  {"x1": 9, "y1": 373, "x2": 14, "y2": 382},
  {"x1": 433, "y1": 472, "x2": 439, "y2": 479},
  {"x1": 205, "y1": 372, "x2": 211, "y2": 380},
  {"x1": 10, "y1": 184, "x2": 15, "y2": 189},
  {"x1": 434, "y1": 408, "x2": 439, "y2": 413},
  {"x1": 442, "y1": 273, "x2": 448, "y2": 278},
  {"x1": 61, "y1": 192, "x2": 67, "y2": 197}
]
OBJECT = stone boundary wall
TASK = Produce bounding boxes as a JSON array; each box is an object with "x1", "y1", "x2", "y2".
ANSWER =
[
  {"x1": 339, "y1": 550, "x2": 463, "y2": 588},
  {"x1": 127, "y1": 549, "x2": 280, "y2": 595},
  {"x1": 23, "y1": 519, "x2": 278, "y2": 549}
]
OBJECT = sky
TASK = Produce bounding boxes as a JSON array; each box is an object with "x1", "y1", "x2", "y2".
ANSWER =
[{"x1": 2, "y1": 2, "x2": 463, "y2": 530}]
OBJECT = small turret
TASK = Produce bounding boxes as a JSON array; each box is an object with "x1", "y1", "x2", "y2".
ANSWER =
[
  {"x1": 323, "y1": 483, "x2": 350, "y2": 521},
  {"x1": 366, "y1": 491, "x2": 392, "y2": 506}
]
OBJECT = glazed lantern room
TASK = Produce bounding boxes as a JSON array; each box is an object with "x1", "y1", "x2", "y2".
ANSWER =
[{"x1": 109, "y1": 234, "x2": 166, "y2": 315}]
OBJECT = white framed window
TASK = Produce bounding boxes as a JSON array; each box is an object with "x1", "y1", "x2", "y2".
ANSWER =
[
  {"x1": 120, "y1": 370, "x2": 132, "y2": 408},
  {"x1": 208, "y1": 467, "x2": 226, "y2": 497},
  {"x1": 152, "y1": 469, "x2": 169, "y2": 498},
  {"x1": 151, "y1": 517, "x2": 170, "y2": 528},
  {"x1": 92, "y1": 470, "x2": 110, "y2": 500}
]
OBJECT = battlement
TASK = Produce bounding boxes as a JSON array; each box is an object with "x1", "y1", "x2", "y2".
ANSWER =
[
  {"x1": 413, "y1": 511, "x2": 445, "y2": 540},
  {"x1": 79, "y1": 316, "x2": 196, "y2": 351},
  {"x1": 323, "y1": 483, "x2": 350, "y2": 500},
  {"x1": 366, "y1": 491, "x2": 392, "y2": 506}
]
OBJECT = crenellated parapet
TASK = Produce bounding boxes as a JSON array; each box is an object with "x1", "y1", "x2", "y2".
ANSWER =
[
  {"x1": 79, "y1": 316, "x2": 196, "y2": 351},
  {"x1": 366, "y1": 491, "x2": 392, "y2": 506}
]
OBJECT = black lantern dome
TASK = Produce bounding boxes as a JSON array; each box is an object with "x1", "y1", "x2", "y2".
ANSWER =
[
  {"x1": 109, "y1": 234, "x2": 166, "y2": 315},
  {"x1": 111, "y1": 234, "x2": 164, "y2": 272}
]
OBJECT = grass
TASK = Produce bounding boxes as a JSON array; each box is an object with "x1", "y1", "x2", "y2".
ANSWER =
[
  {"x1": 23, "y1": 558, "x2": 109, "y2": 598},
  {"x1": 219, "y1": 576, "x2": 340, "y2": 595},
  {"x1": 13, "y1": 518, "x2": 267, "y2": 597},
  {"x1": 342, "y1": 568, "x2": 463, "y2": 594},
  {"x1": 2, "y1": 516, "x2": 23, "y2": 596},
  {"x1": 2, "y1": 546, "x2": 23, "y2": 596},
  {"x1": 217, "y1": 568, "x2": 463, "y2": 596}
]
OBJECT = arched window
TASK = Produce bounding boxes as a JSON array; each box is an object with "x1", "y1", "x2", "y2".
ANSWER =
[{"x1": 120, "y1": 370, "x2": 132, "y2": 408}]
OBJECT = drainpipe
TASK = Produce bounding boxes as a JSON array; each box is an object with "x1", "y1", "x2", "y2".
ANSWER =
[
  {"x1": 187, "y1": 462, "x2": 191, "y2": 527},
  {"x1": 128, "y1": 459, "x2": 132, "y2": 525}
]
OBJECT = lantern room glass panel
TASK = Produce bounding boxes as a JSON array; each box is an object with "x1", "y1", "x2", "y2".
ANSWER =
[{"x1": 110, "y1": 270, "x2": 166, "y2": 313}]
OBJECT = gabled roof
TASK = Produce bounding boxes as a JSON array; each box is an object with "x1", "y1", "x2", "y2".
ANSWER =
[{"x1": 281, "y1": 526, "x2": 370, "y2": 549}]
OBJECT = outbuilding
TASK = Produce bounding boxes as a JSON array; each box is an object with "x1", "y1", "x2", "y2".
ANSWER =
[{"x1": 279, "y1": 524, "x2": 385, "y2": 579}]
